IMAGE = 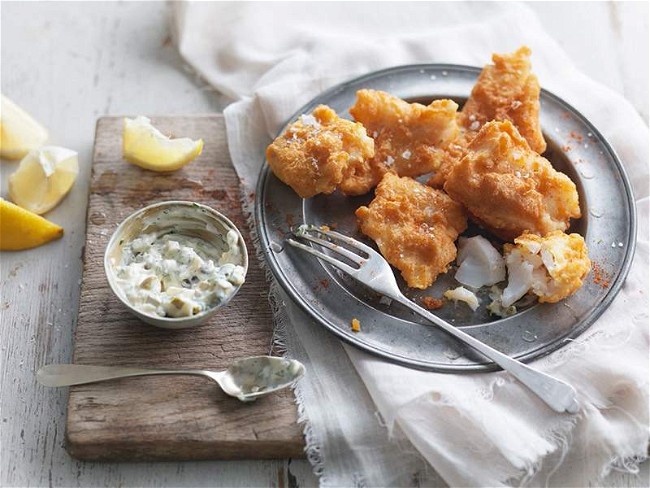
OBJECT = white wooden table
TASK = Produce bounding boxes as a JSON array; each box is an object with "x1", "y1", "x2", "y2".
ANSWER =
[{"x1": 1, "y1": 2, "x2": 647, "y2": 486}]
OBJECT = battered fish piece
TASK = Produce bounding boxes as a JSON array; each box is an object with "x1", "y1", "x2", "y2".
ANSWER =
[
  {"x1": 356, "y1": 173, "x2": 467, "y2": 289},
  {"x1": 265, "y1": 105, "x2": 374, "y2": 198},
  {"x1": 444, "y1": 120, "x2": 580, "y2": 241},
  {"x1": 461, "y1": 46, "x2": 546, "y2": 154},
  {"x1": 349, "y1": 89, "x2": 459, "y2": 188},
  {"x1": 429, "y1": 46, "x2": 546, "y2": 188},
  {"x1": 502, "y1": 231, "x2": 591, "y2": 305}
]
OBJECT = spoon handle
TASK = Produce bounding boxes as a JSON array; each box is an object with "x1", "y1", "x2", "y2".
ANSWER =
[{"x1": 37, "y1": 364, "x2": 208, "y2": 387}]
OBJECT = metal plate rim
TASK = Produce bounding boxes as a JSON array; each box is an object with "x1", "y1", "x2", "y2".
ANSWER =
[{"x1": 255, "y1": 63, "x2": 637, "y2": 372}]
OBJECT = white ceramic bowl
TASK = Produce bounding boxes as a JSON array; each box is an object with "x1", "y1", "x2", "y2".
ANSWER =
[{"x1": 104, "y1": 201, "x2": 248, "y2": 329}]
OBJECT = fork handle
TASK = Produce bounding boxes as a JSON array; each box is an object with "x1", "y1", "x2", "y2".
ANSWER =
[{"x1": 394, "y1": 296, "x2": 579, "y2": 414}]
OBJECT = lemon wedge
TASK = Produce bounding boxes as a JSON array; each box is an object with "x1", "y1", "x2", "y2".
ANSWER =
[
  {"x1": 8, "y1": 146, "x2": 79, "y2": 215},
  {"x1": 122, "y1": 116, "x2": 203, "y2": 171},
  {"x1": 0, "y1": 198, "x2": 63, "y2": 251},
  {"x1": 0, "y1": 95, "x2": 49, "y2": 160}
]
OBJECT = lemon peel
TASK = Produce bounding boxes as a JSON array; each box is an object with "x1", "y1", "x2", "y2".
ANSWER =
[
  {"x1": 0, "y1": 198, "x2": 63, "y2": 251},
  {"x1": 122, "y1": 116, "x2": 203, "y2": 171},
  {"x1": 0, "y1": 95, "x2": 49, "y2": 160},
  {"x1": 9, "y1": 146, "x2": 79, "y2": 215}
]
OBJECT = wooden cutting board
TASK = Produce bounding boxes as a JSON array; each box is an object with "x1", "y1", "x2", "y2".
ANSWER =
[{"x1": 67, "y1": 115, "x2": 304, "y2": 461}]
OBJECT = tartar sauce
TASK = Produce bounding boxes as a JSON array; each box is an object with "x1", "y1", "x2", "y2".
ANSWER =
[
  {"x1": 219, "y1": 357, "x2": 305, "y2": 401},
  {"x1": 114, "y1": 229, "x2": 245, "y2": 318}
]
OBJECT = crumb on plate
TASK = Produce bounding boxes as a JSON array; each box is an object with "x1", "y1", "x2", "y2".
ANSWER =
[
  {"x1": 421, "y1": 296, "x2": 444, "y2": 310},
  {"x1": 351, "y1": 318, "x2": 361, "y2": 332}
]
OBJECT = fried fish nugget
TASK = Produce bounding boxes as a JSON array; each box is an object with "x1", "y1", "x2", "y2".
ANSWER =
[
  {"x1": 265, "y1": 105, "x2": 374, "y2": 198},
  {"x1": 444, "y1": 120, "x2": 580, "y2": 241},
  {"x1": 349, "y1": 89, "x2": 459, "y2": 184},
  {"x1": 356, "y1": 173, "x2": 467, "y2": 289},
  {"x1": 461, "y1": 45, "x2": 546, "y2": 154},
  {"x1": 502, "y1": 231, "x2": 591, "y2": 305},
  {"x1": 429, "y1": 46, "x2": 546, "y2": 189}
]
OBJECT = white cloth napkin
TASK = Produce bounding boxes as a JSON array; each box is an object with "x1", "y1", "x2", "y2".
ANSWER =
[{"x1": 172, "y1": 2, "x2": 649, "y2": 486}]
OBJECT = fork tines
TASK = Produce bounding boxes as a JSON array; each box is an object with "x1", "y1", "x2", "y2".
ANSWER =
[{"x1": 286, "y1": 225, "x2": 370, "y2": 273}]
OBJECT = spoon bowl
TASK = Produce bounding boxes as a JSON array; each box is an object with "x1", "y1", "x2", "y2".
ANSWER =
[
  {"x1": 36, "y1": 356, "x2": 305, "y2": 402},
  {"x1": 216, "y1": 356, "x2": 306, "y2": 401}
]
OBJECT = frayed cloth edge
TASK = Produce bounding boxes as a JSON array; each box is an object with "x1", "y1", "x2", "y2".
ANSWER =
[{"x1": 238, "y1": 190, "x2": 327, "y2": 483}]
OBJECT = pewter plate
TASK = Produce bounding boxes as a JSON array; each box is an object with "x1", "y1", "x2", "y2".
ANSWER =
[{"x1": 255, "y1": 65, "x2": 636, "y2": 372}]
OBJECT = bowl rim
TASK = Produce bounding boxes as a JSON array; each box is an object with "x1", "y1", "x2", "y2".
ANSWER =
[{"x1": 104, "y1": 200, "x2": 249, "y2": 327}]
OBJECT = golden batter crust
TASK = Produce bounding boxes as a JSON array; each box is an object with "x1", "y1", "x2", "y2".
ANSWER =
[
  {"x1": 265, "y1": 105, "x2": 375, "y2": 198},
  {"x1": 429, "y1": 46, "x2": 546, "y2": 188},
  {"x1": 444, "y1": 120, "x2": 580, "y2": 241},
  {"x1": 349, "y1": 89, "x2": 459, "y2": 192},
  {"x1": 356, "y1": 173, "x2": 467, "y2": 289}
]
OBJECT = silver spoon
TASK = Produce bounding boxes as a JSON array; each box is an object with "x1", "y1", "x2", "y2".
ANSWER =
[{"x1": 37, "y1": 356, "x2": 305, "y2": 402}]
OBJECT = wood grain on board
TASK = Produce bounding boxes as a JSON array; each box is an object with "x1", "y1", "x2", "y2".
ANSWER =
[{"x1": 67, "y1": 115, "x2": 304, "y2": 461}]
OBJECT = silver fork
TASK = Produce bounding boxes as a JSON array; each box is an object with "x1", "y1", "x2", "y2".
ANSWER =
[{"x1": 287, "y1": 225, "x2": 579, "y2": 414}]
